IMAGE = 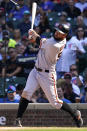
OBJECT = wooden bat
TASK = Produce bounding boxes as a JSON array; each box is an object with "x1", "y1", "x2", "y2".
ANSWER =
[{"x1": 31, "y1": 2, "x2": 37, "y2": 29}]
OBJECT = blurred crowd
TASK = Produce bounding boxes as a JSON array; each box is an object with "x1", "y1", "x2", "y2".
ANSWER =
[{"x1": 0, "y1": 0, "x2": 87, "y2": 103}]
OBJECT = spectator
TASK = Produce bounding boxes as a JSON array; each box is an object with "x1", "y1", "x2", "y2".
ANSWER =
[
  {"x1": 6, "y1": 21, "x2": 15, "y2": 38},
  {"x1": 64, "y1": 0, "x2": 81, "y2": 19},
  {"x1": 0, "y1": 7, "x2": 5, "y2": 29},
  {"x1": 36, "y1": 93, "x2": 49, "y2": 103},
  {"x1": 15, "y1": 43, "x2": 22, "y2": 56},
  {"x1": 83, "y1": 7, "x2": 87, "y2": 27},
  {"x1": 40, "y1": 0, "x2": 54, "y2": 12},
  {"x1": 36, "y1": 88, "x2": 49, "y2": 103},
  {"x1": 29, "y1": 7, "x2": 43, "y2": 27},
  {"x1": 21, "y1": 27, "x2": 39, "y2": 54},
  {"x1": 70, "y1": 64, "x2": 85, "y2": 99},
  {"x1": 71, "y1": 26, "x2": 87, "y2": 50},
  {"x1": 15, "y1": 36, "x2": 39, "y2": 78},
  {"x1": 64, "y1": 82, "x2": 80, "y2": 103},
  {"x1": 16, "y1": 42, "x2": 39, "y2": 78},
  {"x1": 76, "y1": 15, "x2": 86, "y2": 28},
  {"x1": 63, "y1": 73, "x2": 80, "y2": 103},
  {"x1": 27, "y1": 39, "x2": 39, "y2": 55},
  {"x1": 55, "y1": 11, "x2": 71, "y2": 27},
  {"x1": 76, "y1": 27, "x2": 87, "y2": 72},
  {"x1": 70, "y1": 64, "x2": 84, "y2": 87},
  {"x1": 53, "y1": 0, "x2": 68, "y2": 13},
  {"x1": 17, "y1": 44, "x2": 28, "y2": 56},
  {"x1": 66, "y1": 26, "x2": 86, "y2": 73},
  {"x1": 2, "y1": 47, "x2": 23, "y2": 77},
  {"x1": 72, "y1": 16, "x2": 87, "y2": 35},
  {"x1": 0, "y1": 85, "x2": 19, "y2": 103},
  {"x1": 2, "y1": 30, "x2": 17, "y2": 48},
  {"x1": 21, "y1": 35, "x2": 30, "y2": 55},
  {"x1": 0, "y1": 0, "x2": 15, "y2": 14},
  {"x1": 17, "y1": 10, "x2": 31, "y2": 36},
  {"x1": 17, "y1": 39, "x2": 38, "y2": 57},
  {"x1": 64, "y1": 72, "x2": 80, "y2": 96},
  {"x1": 9, "y1": 0, "x2": 29, "y2": 21},
  {"x1": 56, "y1": 78, "x2": 72, "y2": 103},
  {"x1": 75, "y1": 0, "x2": 87, "y2": 13},
  {"x1": 13, "y1": 29, "x2": 21, "y2": 44},
  {"x1": 22, "y1": 34, "x2": 39, "y2": 57},
  {"x1": 38, "y1": 12, "x2": 51, "y2": 35}
]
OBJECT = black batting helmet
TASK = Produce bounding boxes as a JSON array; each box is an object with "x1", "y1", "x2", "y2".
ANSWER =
[{"x1": 55, "y1": 24, "x2": 70, "y2": 34}]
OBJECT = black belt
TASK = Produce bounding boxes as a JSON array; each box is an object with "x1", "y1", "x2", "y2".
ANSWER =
[{"x1": 35, "y1": 66, "x2": 49, "y2": 73}]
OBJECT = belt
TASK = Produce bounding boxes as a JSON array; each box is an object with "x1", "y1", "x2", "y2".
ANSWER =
[{"x1": 35, "y1": 66, "x2": 49, "y2": 73}]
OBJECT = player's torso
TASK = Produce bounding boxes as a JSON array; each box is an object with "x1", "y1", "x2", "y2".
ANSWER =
[{"x1": 35, "y1": 37, "x2": 66, "y2": 71}]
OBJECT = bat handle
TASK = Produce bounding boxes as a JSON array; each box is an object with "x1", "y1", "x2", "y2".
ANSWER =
[{"x1": 31, "y1": 25, "x2": 33, "y2": 30}]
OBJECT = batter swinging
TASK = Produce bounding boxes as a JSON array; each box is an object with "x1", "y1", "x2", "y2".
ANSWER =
[{"x1": 14, "y1": 24, "x2": 83, "y2": 127}]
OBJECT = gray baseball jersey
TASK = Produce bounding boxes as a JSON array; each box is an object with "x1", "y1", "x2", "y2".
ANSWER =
[
  {"x1": 22, "y1": 37, "x2": 66, "y2": 109},
  {"x1": 35, "y1": 37, "x2": 66, "y2": 72}
]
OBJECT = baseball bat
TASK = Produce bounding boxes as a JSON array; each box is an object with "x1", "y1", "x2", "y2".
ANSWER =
[{"x1": 31, "y1": 2, "x2": 37, "y2": 29}]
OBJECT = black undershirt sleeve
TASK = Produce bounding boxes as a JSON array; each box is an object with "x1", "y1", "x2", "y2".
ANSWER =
[{"x1": 36, "y1": 36, "x2": 41, "y2": 45}]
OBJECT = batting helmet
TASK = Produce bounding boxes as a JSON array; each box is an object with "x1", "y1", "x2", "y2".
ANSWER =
[{"x1": 55, "y1": 24, "x2": 70, "y2": 34}]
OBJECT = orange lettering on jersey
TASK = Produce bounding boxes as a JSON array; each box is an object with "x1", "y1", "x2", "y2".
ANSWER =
[{"x1": 57, "y1": 44, "x2": 65, "y2": 59}]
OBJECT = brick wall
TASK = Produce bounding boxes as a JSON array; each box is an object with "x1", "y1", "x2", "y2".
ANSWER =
[{"x1": 0, "y1": 103, "x2": 87, "y2": 127}]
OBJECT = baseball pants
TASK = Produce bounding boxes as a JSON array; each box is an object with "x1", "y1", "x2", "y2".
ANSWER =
[{"x1": 22, "y1": 68, "x2": 63, "y2": 109}]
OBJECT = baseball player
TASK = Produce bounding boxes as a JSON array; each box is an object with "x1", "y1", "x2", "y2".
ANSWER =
[{"x1": 14, "y1": 24, "x2": 83, "y2": 127}]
